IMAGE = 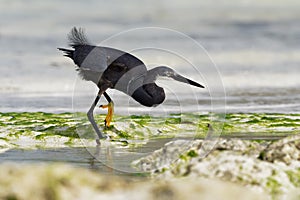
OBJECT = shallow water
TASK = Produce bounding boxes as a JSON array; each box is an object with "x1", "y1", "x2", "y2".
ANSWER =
[{"x1": 0, "y1": 138, "x2": 175, "y2": 175}]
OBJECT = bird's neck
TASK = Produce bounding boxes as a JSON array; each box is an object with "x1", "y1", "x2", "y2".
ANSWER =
[
  {"x1": 143, "y1": 66, "x2": 170, "y2": 85},
  {"x1": 143, "y1": 70, "x2": 157, "y2": 85}
]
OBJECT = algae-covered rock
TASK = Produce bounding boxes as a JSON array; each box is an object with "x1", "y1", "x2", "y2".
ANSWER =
[
  {"x1": 216, "y1": 138, "x2": 265, "y2": 157},
  {"x1": 133, "y1": 138, "x2": 263, "y2": 173},
  {"x1": 132, "y1": 140, "x2": 202, "y2": 172},
  {"x1": 1, "y1": 112, "x2": 300, "y2": 149},
  {"x1": 0, "y1": 163, "x2": 126, "y2": 200},
  {"x1": 133, "y1": 136, "x2": 300, "y2": 200},
  {"x1": 0, "y1": 138, "x2": 13, "y2": 149},
  {"x1": 260, "y1": 134, "x2": 300, "y2": 167},
  {"x1": 178, "y1": 151, "x2": 297, "y2": 199},
  {"x1": 0, "y1": 163, "x2": 266, "y2": 200}
]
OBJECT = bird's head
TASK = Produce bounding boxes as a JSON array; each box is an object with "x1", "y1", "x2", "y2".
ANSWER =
[{"x1": 147, "y1": 66, "x2": 205, "y2": 89}]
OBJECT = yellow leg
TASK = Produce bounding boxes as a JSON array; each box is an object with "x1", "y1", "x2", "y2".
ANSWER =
[{"x1": 100, "y1": 101, "x2": 114, "y2": 127}]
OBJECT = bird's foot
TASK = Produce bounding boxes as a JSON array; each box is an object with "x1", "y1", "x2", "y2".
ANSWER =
[{"x1": 99, "y1": 101, "x2": 114, "y2": 127}]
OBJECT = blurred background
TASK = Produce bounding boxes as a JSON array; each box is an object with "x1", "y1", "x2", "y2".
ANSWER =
[{"x1": 0, "y1": 0, "x2": 299, "y2": 113}]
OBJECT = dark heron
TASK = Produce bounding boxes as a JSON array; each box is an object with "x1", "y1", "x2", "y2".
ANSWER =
[{"x1": 58, "y1": 27, "x2": 204, "y2": 142}]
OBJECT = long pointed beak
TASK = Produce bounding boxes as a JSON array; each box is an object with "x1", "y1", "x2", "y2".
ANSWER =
[{"x1": 174, "y1": 74, "x2": 205, "y2": 88}]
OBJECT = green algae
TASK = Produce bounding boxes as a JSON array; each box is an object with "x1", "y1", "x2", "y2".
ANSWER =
[
  {"x1": 266, "y1": 177, "x2": 282, "y2": 199},
  {"x1": 286, "y1": 169, "x2": 300, "y2": 187},
  {"x1": 0, "y1": 112, "x2": 299, "y2": 148},
  {"x1": 187, "y1": 150, "x2": 198, "y2": 158}
]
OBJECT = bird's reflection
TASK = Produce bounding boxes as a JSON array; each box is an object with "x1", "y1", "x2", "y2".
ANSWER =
[{"x1": 88, "y1": 142, "x2": 114, "y2": 173}]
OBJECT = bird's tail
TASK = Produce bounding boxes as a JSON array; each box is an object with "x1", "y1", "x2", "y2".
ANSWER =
[{"x1": 57, "y1": 47, "x2": 74, "y2": 59}]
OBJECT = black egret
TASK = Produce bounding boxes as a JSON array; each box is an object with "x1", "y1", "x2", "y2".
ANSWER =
[{"x1": 58, "y1": 27, "x2": 204, "y2": 141}]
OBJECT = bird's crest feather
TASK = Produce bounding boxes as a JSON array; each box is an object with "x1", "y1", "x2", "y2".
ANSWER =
[{"x1": 68, "y1": 27, "x2": 90, "y2": 47}]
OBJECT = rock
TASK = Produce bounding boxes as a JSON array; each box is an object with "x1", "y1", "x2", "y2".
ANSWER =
[
  {"x1": 0, "y1": 138, "x2": 13, "y2": 149},
  {"x1": 144, "y1": 177, "x2": 267, "y2": 200},
  {"x1": 216, "y1": 138, "x2": 265, "y2": 157},
  {"x1": 0, "y1": 163, "x2": 128, "y2": 200},
  {"x1": 172, "y1": 151, "x2": 298, "y2": 200},
  {"x1": 0, "y1": 163, "x2": 265, "y2": 200},
  {"x1": 133, "y1": 136, "x2": 300, "y2": 199},
  {"x1": 133, "y1": 138, "x2": 264, "y2": 172},
  {"x1": 260, "y1": 134, "x2": 300, "y2": 167},
  {"x1": 132, "y1": 139, "x2": 202, "y2": 172}
]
